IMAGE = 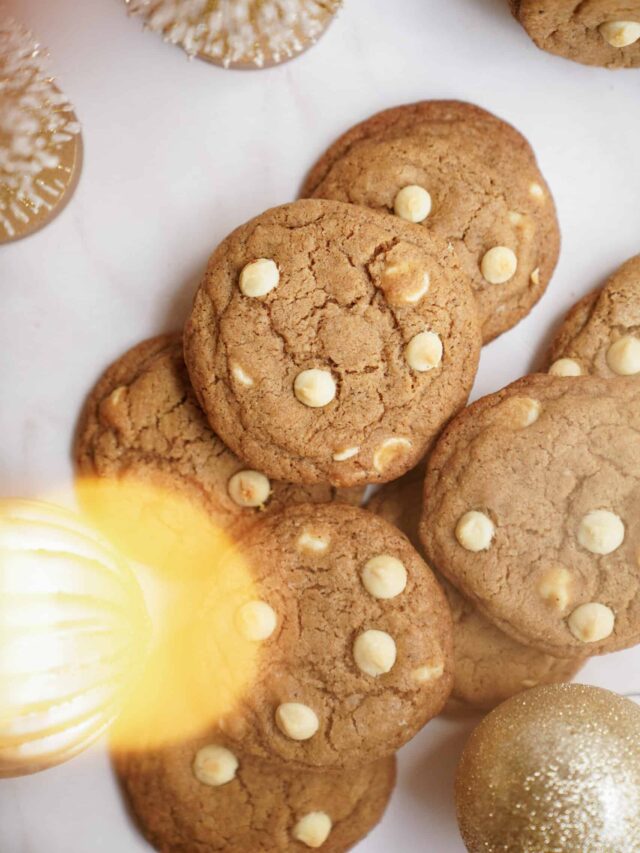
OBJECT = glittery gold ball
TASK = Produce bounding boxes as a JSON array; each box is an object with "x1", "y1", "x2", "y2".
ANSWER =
[{"x1": 455, "y1": 684, "x2": 640, "y2": 853}]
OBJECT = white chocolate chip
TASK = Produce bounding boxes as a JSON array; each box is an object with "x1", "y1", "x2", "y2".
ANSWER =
[
  {"x1": 412, "y1": 661, "x2": 444, "y2": 683},
  {"x1": 606, "y1": 335, "x2": 640, "y2": 376},
  {"x1": 508, "y1": 396, "x2": 541, "y2": 428},
  {"x1": 521, "y1": 679, "x2": 538, "y2": 689},
  {"x1": 549, "y1": 358, "x2": 582, "y2": 377},
  {"x1": 600, "y1": 20, "x2": 640, "y2": 47},
  {"x1": 297, "y1": 531, "x2": 330, "y2": 554},
  {"x1": 353, "y1": 629, "x2": 397, "y2": 677},
  {"x1": 530, "y1": 267, "x2": 540, "y2": 286},
  {"x1": 362, "y1": 555, "x2": 407, "y2": 599},
  {"x1": 529, "y1": 182, "x2": 545, "y2": 200},
  {"x1": 481, "y1": 247, "x2": 518, "y2": 285},
  {"x1": 236, "y1": 600, "x2": 277, "y2": 641},
  {"x1": 239, "y1": 258, "x2": 279, "y2": 297},
  {"x1": 294, "y1": 369, "x2": 336, "y2": 408},
  {"x1": 394, "y1": 185, "x2": 432, "y2": 223},
  {"x1": 455, "y1": 511, "x2": 495, "y2": 552},
  {"x1": 228, "y1": 470, "x2": 271, "y2": 508},
  {"x1": 332, "y1": 446, "x2": 359, "y2": 462},
  {"x1": 231, "y1": 363, "x2": 254, "y2": 387},
  {"x1": 508, "y1": 211, "x2": 524, "y2": 226},
  {"x1": 193, "y1": 745, "x2": 238, "y2": 787},
  {"x1": 292, "y1": 812, "x2": 332, "y2": 849},
  {"x1": 108, "y1": 386, "x2": 126, "y2": 407},
  {"x1": 275, "y1": 703, "x2": 319, "y2": 741},
  {"x1": 568, "y1": 602, "x2": 615, "y2": 643},
  {"x1": 537, "y1": 566, "x2": 573, "y2": 612},
  {"x1": 405, "y1": 331, "x2": 443, "y2": 372},
  {"x1": 373, "y1": 437, "x2": 412, "y2": 475},
  {"x1": 578, "y1": 510, "x2": 625, "y2": 555},
  {"x1": 378, "y1": 262, "x2": 430, "y2": 306}
]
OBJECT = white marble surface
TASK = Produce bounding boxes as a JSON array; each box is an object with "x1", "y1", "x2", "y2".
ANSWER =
[{"x1": 1, "y1": 0, "x2": 640, "y2": 850}]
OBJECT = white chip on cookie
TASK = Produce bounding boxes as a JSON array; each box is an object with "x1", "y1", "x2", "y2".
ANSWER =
[
  {"x1": 332, "y1": 446, "x2": 359, "y2": 462},
  {"x1": 481, "y1": 247, "x2": 518, "y2": 285},
  {"x1": 394, "y1": 185, "x2": 432, "y2": 223},
  {"x1": 412, "y1": 661, "x2": 444, "y2": 683},
  {"x1": 239, "y1": 258, "x2": 280, "y2": 297},
  {"x1": 577, "y1": 510, "x2": 625, "y2": 555},
  {"x1": 193, "y1": 745, "x2": 238, "y2": 787},
  {"x1": 228, "y1": 470, "x2": 271, "y2": 507},
  {"x1": 236, "y1": 600, "x2": 277, "y2": 641},
  {"x1": 455, "y1": 511, "x2": 495, "y2": 552},
  {"x1": 297, "y1": 530, "x2": 330, "y2": 554},
  {"x1": 353, "y1": 629, "x2": 397, "y2": 677},
  {"x1": 361, "y1": 555, "x2": 407, "y2": 599},
  {"x1": 530, "y1": 267, "x2": 540, "y2": 286},
  {"x1": 293, "y1": 812, "x2": 333, "y2": 848},
  {"x1": 294, "y1": 369, "x2": 336, "y2": 408},
  {"x1": 275, "y1": 703, "x2": 319, "y2": 740},
  {"x1": 599, "y1": 20, "x2": 640, "y2": 48},
  {"x1": 373, "y1": 437, "x2": 412, "y2": 475},
  {"x1": 231, "y1": 363, "x2": 254, "y2": 387},
  {"x1": 548, "y1": 357, "x2": 582, "y2": 377},
  {"x1": 537, "y1": 566, "x2": 572, "y2": 612},
  {"x1": 529, "y1": 182, "x2": 545, "y2": 200},
  {"x1": 405, "y1": 331, "x2": 443, "y2": 372},
  {"x1": 568, "y1": 602, "x2": 615, "y2": 643},
  {"x1": 606, "y1": 335, "x2": 640, "y2": 376}
]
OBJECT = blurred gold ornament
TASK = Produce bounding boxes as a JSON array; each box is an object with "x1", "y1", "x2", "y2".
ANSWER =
[
  {"x1": 123, "y1": 0, "x2": 342, "y2": 68},
  {"x1": 455, "y1": 684, "x2": 640, "y2": 853},
  {"x1": 0, "y1": 17, "x2": 82, "y2": 243},
  {"x1": 0, "y1": 500, "x2": 149, "y2": 777}
]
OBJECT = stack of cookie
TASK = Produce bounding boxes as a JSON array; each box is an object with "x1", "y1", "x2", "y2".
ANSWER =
[{"x1": 74, "y1": 102, "x2": 640, "y2": 851}]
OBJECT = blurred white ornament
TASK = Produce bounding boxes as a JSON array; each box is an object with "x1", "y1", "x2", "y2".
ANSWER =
[{"x1": 0, "y1": 499, "x2": 150, "y2": 777}]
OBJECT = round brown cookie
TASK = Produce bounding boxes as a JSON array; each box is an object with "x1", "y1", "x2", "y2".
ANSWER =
[
  {"x1": 368, "y1": 477, "x2": 582, "y2": 711},
  {"x1": 74, "y1": 335, "x2": 363, "y2": 535},
  {"x1": 194, "y1": 502, "x2": 454, "y2": 770},
  {"x1": 114, "y1": 735, "x2": 395, "y2": 853},
  {"x1": 185, "y1": 199, "x2": 481, "y2": 487},
  {"x1": 301, "y1": 101, "x2": 560, "y2": 343},
  {"x1": 509, "y1": 0, "x2": 640, "y2": 68},
  {"x1": 546, "y1": 255, "x2": 640, "y2": 378},
  {"x1": 420, "y1": 374, "x2": 640, "y2": 659}
]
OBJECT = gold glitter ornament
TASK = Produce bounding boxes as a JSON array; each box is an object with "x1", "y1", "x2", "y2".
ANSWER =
[
  {"x1": 123, "y1": 0, "x2": 342, "y2": 69},
  {"x1": 0, "y1": 18, "x2": 82, "y2": 244},
  {"x1": 455, "y1": 684, "x2": 640, "y2": 853}
]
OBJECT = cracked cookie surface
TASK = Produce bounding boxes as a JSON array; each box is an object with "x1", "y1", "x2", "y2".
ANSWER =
[
  {"x1": 369, "y1": 474, "x2": 582, "y2": 711},
  {"x1": 114, "y1": 734, "x2": 395, "y2": 853},
  {"x1": 510, "y1": 0, "x2": 640, "y2": 68},
  {"x1": 420, "y1": 374, "x2": 640, "y2": 658},
  {"x1": 74, "y1": 335, "x2": 362, "y2": 535},
  {"x1": 546, "y1": 255, "x2": 640, "y2": 378},
  {"x1": 196, "y1": 502, "x2": 453, "y2": 770},
  {"x1": 184, "y1": 199, "x2": 481, "y2": 487},
  {"x1": 301, "y1": 101, "x2": 560, "y2": 343}
]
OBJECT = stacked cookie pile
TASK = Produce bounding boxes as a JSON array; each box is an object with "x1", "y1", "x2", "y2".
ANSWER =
[{"x1": 74, "y1": 101, "x2": 640, "y2": 851}]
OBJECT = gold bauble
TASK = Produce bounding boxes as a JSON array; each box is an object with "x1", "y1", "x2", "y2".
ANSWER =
[
  {"x1": 0, "y1": 18, "x2": 82, "y2": 244},
  {"x1": 123, "y1": 0, "x2": 342, "y2": 69},
  {"x1": 455, "y1": 684, "x2": 640, "y2": 852},
  {"x1": 0, "y1": 500, "x2": 149, "y2": 777}
]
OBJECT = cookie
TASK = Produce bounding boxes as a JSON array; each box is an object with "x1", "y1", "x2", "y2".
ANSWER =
[
  {"x1": 420, "y1": 374, "x2": 640, "y2": 659},
  {"x1": 301, "y1": 101, "x2": 560, "y2": 342},
  {"x1": 114, "y1": 735, "x2": 395, "y2": 853},
  {"x1": 368, "y1": 475, "x2": 582, "y2": 711},
  {"x1": 546, "y1": 255, "x2": 640, "y2": 378},
  {"x1": 184, "y1": 199, "x2": 481, "y2": 487},
  {"x1": 194, "y1": 502, "x2": 454, "y2": 769},
  {"x1": 509, "y1": 0, "x2": 640, "y2": 68},
  {"x1": 74, "y1": 335, "x2": 363, "y2": 535}
]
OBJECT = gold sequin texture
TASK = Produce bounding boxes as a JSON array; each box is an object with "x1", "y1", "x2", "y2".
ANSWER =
[
  {"x1": 455, "y1": 684, "x2": 640, "y2": 852},
  {"x1": 0, "y1": 18, "x2": 82, "y2": 243}
]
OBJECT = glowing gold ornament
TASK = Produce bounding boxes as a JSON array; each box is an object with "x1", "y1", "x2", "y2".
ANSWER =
[
  {"x1": 123, "y1": 0, "x2": 342, "y2": 68},
  {"x1": 0, "y1": 18, "x2": 82, "y2": 244},
  {"x1": 455, "y1": 684, "x2": 640, "y2": 853},
  {"x1": 0, "y1": 500, "x2": 149, "y2": 777}
]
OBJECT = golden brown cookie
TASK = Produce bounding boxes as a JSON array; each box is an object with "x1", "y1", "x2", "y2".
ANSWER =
[
  {"x1": 301, "y1": 101, "x2": 560, "y2": 342},
  {"x1": 195, "y1": 503, "x2": 454, "y2": 769},
  {"x1": 185, "y1": 199, "x2": 481, "y2": 487},
  {"x1": 420, "y1": 374, "x2": 640, "y2": 659},
  {"x1": 509, "y1": 0, "x2": 640, "y2": 68},
  {"x1": 74, "y1": 335, "x2": 362, "y2": 535},
  {"x1": 114, "y1": 735, "x2": 395, "y2": 853},
  {"x1": 546, "y1": 255, "x2": 640, "y2": 378},
  {"x1": 368, "y1": 475, "x2": 582, "y2": 711}
]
